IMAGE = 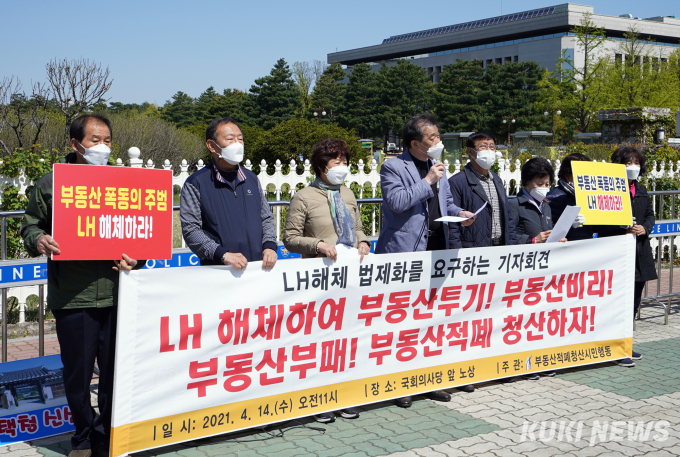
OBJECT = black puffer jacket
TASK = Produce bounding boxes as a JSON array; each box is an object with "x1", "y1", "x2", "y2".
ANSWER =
[{"x1": 599, "y1": 181, "x2": 657, "y2": 282}]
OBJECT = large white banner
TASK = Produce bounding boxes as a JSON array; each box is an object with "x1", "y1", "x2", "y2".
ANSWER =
[{"x1": 110, "y1": 235, "x2": 635, "y2": 456}]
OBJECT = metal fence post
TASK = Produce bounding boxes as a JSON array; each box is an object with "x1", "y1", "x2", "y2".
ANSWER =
[
  {"x1": 39, "y1": 284, "x2": 45, "y2": 357},
  {"x1": 1, "y1": 217, "x2": 6, "y2": 363}
]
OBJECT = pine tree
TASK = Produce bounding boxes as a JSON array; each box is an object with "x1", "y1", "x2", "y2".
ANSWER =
[
  {"x1": 238, "y1": 58, "x2": 302, "y2": 129},
  {"x1": 482, "y1": 61, "x2": 546, "y2": 136},
  {"x1": 309, "y1": 62, "x2": 346, "y2": 123},
  {"x1": 434, "y1": 59, "x2": 485, "y2": 133},
  {"x1": 377, "y1": 59, "x2": 434, "y2": 149},
  {"x1": 161, "y1": 91, "x2": 196, "y2": 128},
  {"x1": 337, "y1": 63, "x2": 380, "y2": 138}
]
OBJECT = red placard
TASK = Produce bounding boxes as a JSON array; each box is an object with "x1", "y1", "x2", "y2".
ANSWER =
[{"x1": 52, "y1": 164, "x2": 173, "y2": 261}]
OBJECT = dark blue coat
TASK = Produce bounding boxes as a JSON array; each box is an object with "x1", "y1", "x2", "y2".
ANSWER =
[
  {"x1": 546, "y1": 183, "x2": 596, "y2": 241},
  {"x1": 508, "y1": 190, "x2": 553, "y2": 244},
  {"x1": 184, "y1": 163, "x2": 274, "y2": 265},
  {"x1": 448, "y1": 163, "x2": 519, "y2": 248}
]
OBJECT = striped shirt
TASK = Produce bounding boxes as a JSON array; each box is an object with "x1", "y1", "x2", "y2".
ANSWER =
[{"x1": 470, "y1": 166, "x2": 503, "y2": 241}]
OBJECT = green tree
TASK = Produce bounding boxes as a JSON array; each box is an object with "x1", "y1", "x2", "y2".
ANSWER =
[
  {"x1": 194, "y1": 87, "x2": 248, "y2": 125},
  {"x1": 599, "y1": 27, "x2": 680, "y2": 109},
  {"x1": 237, "y1": 58, "x2": 302, "y2": 129},
  {"x1": 309, "y1": 62, "x2": 346, "y2": 123},
  {"x1": 377, "y1": 59, "x2": 434, "y2": 149},
  {"x1": 542, "y1": 12, "x2": 609, "y2": 133},
  {"x1": 246, "y1": 118, "x2": 368, "y2": 174},
  {"x1": 292, "y1": 61, "x2": 316, "y2": 110},
  {"x1": 482, "y1": 61, "x2": 547, "y2": 138},
  {"x1": 337, "y1": 63, "x2": 380, "y2": 138},
  {"x1": 434, "y1": 59, "x2": 485, "y2": 133},
  {"x1": 161, "y1": 91, "x2": 196, "y2": 128}
]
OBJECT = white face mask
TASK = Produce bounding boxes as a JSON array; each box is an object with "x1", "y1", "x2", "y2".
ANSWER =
[
  {"x1": 474, "y1": 150, "x2": 496, "y2": 170},
  {"x1": 325, "y1": 165, "x2": 349, "y2": 185},
  {"x1": 77, "y1": 142, "x2": 111, "y2": 166},
  {"x1": 529, "y1": 186, "x2": 549, "y2": 202},
  {"x1": 626, "y1": 165, "x2": 640, "y2": 181},
  {"x1": 423, "y1": 141, "x2": 444, "y2": 160},
  {"x1": 214, "y1": 141, "x2": 244, "y2": 165}
]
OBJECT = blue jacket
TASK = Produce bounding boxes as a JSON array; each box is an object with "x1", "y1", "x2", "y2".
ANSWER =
[
  {"x1": 448, "y1": 163, "x2": 519, "y2": 248},
  {"x1": 376, "y1": 150, "x2": 462, "y2": 254},
  {"x1": 546, "y1": 183, "x2": 596, "y2": 241}
]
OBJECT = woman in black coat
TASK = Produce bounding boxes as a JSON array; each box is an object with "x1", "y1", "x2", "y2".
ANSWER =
[
  {"x1": 509, "y1": 158, "x2": 567, "y2": 245},
  {"x1": 547, "y1": 153, "x2": 594, "y2": 240},
  {"x1": 509, "y1": 158, "x2": 568, "y2": 380},
  {"x1": 600, "y1": 146, "x2": 657, "y2": 367}
]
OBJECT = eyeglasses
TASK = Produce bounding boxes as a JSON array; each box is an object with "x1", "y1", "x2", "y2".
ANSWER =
[{"x1": 475, "y1": 143, "x2": 496, "y2": 151}]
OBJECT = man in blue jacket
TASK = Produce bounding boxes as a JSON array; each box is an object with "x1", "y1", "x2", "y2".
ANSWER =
[
  {"x1": 180, "y1": 117, "x2": 278, "y2": 269},
  {"x1": 376, "y1": 113, "x2": 476, "y2": 407},
  {"x1": 449, "y1": 131, "x2": 519, "y2": 250}
]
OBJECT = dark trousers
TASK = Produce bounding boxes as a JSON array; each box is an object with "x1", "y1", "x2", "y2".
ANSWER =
[
  {"x1": 53, "y1": 307, "x2": 117, "y2": 451},
  {"x1": 634, "y1": 281, "x2": 645, "y2": 319}
]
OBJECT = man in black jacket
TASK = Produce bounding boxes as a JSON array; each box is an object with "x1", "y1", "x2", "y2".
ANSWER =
[
  {"x1": 449, "y1": 132, "x2": 519, "y2": 249},
  {"x1": 448, "y1": 132, "x2": 519, "y2": 393}
]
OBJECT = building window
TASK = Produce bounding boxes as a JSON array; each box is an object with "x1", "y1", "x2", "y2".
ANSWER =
[{"x1": 513, "y1": 55, "x2": 518, "y2": 62}]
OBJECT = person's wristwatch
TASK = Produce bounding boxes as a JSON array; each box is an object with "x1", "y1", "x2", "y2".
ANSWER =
[{"x1": 221, "y1": 252, "x2": 228, "y2": 264}]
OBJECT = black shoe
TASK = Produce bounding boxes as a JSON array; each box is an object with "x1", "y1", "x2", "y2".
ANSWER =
[
  {"x1": 394, "y1": 396, "x2": 412, "y2": 408},
  {"x1": 544, "y1": 371, "x2": 556, "y2": 377},
  {"x1": 340, "y1": 407, "x2": 360, "y2": 419},
  {"x1": 314, "y1": 412, "x2": 336, "y2": 423},
  {"x1": 527, "y1": 373, "x2": 540, "y2": 381},
  {"x1": 426, "y1": 391, "x2": 451, "y2": 402},
  {"x1": 458, "y1": 384, "x2": 475, "y2": 393},
  {"x1": 631, "y1": 351, "x2": 642, "y2": 360},
  {"x1": 91, "y1": 439, "x2": 109, "y2": 457},
  {"x1": 619, "y1": 358, "x2": 635, "y2": 367}
]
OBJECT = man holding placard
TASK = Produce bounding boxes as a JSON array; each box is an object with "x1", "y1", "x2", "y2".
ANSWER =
[{"x1": 21, "y1": 115, "x2": 144, "y2": 457}]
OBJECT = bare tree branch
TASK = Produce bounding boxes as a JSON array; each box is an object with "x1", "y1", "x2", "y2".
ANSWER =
[{"x1": 45, "y1": 58, "x2": 113, "y2": 139}]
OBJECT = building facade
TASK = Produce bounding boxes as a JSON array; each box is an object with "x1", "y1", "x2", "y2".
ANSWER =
[{"x1": 328, "y1": 3, "x2": 680, "y2": 80}]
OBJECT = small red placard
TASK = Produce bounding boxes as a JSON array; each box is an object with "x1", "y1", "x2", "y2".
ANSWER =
[{"x1": 51, "y1": 164, "x2": 173, "y2": 261}]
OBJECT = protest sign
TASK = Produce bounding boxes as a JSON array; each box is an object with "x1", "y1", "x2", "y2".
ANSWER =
[
  {"x1": 110, "y1": 235, "x2": 634, "y2": 456},
  {"x1": 571, "y1": 162, "x2": 633, "y2": 226},
  {"x1": 0, "y1": 355, "x2": 74, "y2": 446},
  {"x1": 52, "y1": 164, "x2": 173, "y2": 261}
]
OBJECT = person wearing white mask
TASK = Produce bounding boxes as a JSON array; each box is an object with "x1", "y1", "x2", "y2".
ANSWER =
[
  {"x1": 284, "y1": 139, "x2": 371, "y2": 265},
  {"x1": 449, "y1": 131, "x2": 520, "y2": 250},
  {"x1": 509, "y1": 157, "x2": 567, "y2": 245},
  {"x1": 21, "y1": 114, "x2": 143, "y2": 457},
  {"x1": 376, "y1": 114, "x2": 476, "y2": 407},
  {"x1": 180, "y1": 117, "x2": 278, "y2": 270},
  {"x1": 283, "y1": 139, "x2": 369, "y2": 424},
  {"x1": 599, "y1": 146, "x2": 656, "y2": 368}
]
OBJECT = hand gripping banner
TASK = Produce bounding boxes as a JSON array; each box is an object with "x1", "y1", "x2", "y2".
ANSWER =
[{"x1": 110, "y1": 235, "x2": 635, "y2": 456}]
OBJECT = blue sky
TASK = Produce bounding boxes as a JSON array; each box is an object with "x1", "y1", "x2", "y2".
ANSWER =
[{"x1": 2, "y1": 0, "x2": 678, "y2": 106}]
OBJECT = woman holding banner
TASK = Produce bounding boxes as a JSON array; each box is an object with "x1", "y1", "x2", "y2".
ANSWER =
[
  {"x1": 600, "y1": 146, "x2": 656, "y2": 368},
  {"x1": 283, "y1": 138, "x2": 371, "y2": 423},
  {"x1": 509, "y1": 157, "x2": 569, "y2": 379}
]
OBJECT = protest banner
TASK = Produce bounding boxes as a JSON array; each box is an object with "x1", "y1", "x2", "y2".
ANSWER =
[
  {"x1": 0, "y1": 355, "x2": 74, "y2": 446},
  {"x1": 571, "y1": 162, "x2": 633, "y2": 226},
  {"x1": 52, "y1": 164, "x2": 173, "y2": 261},
  {"x1": 110, "y1": 235, "x2": 634, "y2": 456}
]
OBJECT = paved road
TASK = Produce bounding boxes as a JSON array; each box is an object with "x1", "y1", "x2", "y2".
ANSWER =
[{"x1": 1, "y1": 301, "x2": 679, "y2": 457}]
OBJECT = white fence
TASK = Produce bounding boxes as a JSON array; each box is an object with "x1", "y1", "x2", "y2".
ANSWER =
[
  {"x1": 2, "y1": 148, "x2": 680, "y2": 324},
  {"x1": 2, "y1": 147, "x2": 680, "y2": 200}
]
